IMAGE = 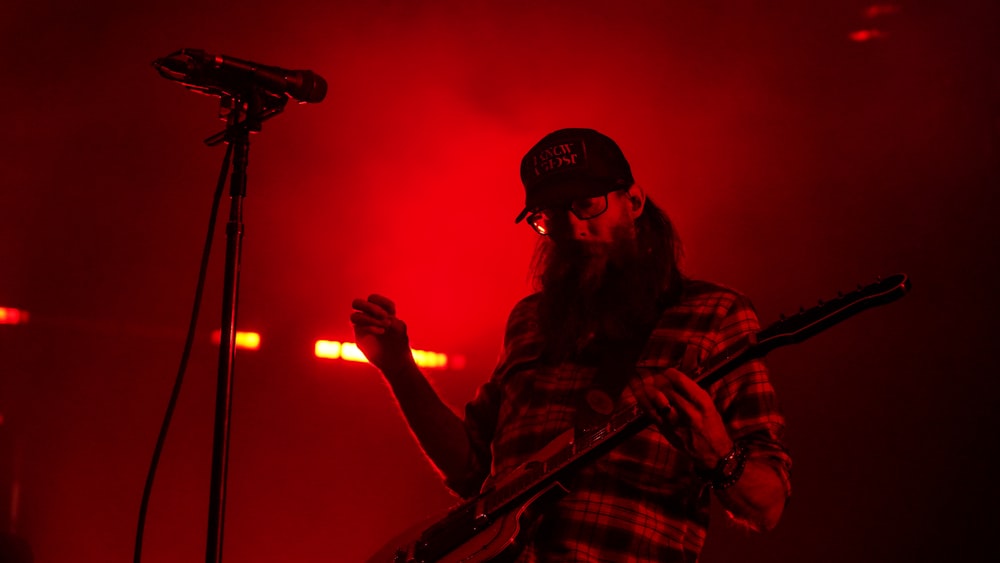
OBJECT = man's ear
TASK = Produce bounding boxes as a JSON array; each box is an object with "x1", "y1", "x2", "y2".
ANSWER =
[{"x1": 626, "y1": 183, "x2": 646, "y2": 218}]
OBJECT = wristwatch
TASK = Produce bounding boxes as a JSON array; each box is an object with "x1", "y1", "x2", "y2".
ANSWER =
[{"x1": 708, "y1": 441, "x2": 748, "y2": 490}]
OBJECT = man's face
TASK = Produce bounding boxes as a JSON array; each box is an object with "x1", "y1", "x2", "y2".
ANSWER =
[
  {"x1": 535, "y1": 186, "x2": 645, "y2": 290},
  {"x1": 532, "y1": 184, "x2": 656, "y2": 356},
  {"x1": 544, "y1": 187, "x2": 641, "y2": 247}
]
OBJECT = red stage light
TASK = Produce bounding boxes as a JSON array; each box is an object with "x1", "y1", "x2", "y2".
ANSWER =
[
  {"x1": 0, "y1": 307, "x2": 29, "y2": 325},
  {"x1": 864, "y1": 4, "x2": 902, "y2": 19},
  {"x1": 849, "y1": 29, "x2": 887, "y2": 42}
]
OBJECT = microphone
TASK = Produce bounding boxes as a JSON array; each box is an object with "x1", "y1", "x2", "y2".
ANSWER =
[{"x1": 153, "y1": 49, "x2": 327, "y2": 104}]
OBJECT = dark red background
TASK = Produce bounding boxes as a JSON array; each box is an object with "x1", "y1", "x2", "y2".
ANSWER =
[{"x1": 1, "y1": 1, "x2": 997, "y2": 561}]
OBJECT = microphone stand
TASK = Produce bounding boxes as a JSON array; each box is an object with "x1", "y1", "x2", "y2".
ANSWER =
[{"x1": 203, "y1": 89, "x2": 287, "y2": 563}]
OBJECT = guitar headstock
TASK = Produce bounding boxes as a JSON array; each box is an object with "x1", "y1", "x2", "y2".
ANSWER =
[{"x1": 755, "y1": 273, "x2": 911, "y2": 350}]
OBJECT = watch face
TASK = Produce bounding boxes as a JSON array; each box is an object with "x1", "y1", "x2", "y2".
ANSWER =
[
  {"x1": 711, "y1": 444, "x2": 748, "y2": 489},
  {"x1": 720, "y1": 456, "x2": 739, "y2": 476}
]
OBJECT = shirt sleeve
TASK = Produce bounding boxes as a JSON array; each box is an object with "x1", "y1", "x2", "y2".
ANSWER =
[
  {"x1": 443, "y1": 295, "x2": 542, "y2": 498},
  {"x1": 443, "y1": 379, "x2": 499, "y2": 498},
  {"x1": 708, "y1": 293, "x2": 793, "y2": 498}
]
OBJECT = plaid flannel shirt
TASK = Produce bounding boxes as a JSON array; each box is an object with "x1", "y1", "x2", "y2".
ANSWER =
[{"x1": 447, "y1": 280, "x2": 792, "y2": 562}]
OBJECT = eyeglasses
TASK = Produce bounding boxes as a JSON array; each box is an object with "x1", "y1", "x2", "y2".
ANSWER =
[{"x1": 526, "y1": 193, "x2": 610, "y2": 236}]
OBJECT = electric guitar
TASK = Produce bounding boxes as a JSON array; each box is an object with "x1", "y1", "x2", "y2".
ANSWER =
[{"x1": 368, "y1": 274, "x2": 911, "y2": 563}]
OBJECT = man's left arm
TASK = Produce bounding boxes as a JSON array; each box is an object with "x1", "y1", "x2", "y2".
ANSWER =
[
  {"x1": 628, "y1": 293, "x2": 791, "y2": 532},
  {"x1": 709, "y1": 444, "x2": 790, "y2": 531},
  {"x1": 635, "y1": 366, "x2": 790, "y2": 531}
]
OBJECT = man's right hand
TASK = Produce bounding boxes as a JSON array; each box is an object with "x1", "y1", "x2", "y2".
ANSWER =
[{"x1": 350, "y1": 294, "x2": 413, "y2": 376}]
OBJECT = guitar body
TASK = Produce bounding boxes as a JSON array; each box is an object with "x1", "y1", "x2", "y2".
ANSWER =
[
  {"x1": 368, "y1": 429, "x2": 579, "y2": 562},
  {"x1": 367, "y1": 481, "x2": 568, "y2": 563}
]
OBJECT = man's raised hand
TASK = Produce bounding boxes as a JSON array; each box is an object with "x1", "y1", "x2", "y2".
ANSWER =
[{"x1": 350, "y1": 294, "x2": 413, "y2": 376}]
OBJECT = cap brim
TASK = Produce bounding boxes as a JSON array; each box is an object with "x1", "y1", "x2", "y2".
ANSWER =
[{"x1": 514, "y1": 177, "x2": 617, "y2": 223}]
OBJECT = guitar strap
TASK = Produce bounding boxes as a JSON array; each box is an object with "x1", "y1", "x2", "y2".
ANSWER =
[
  {"x1": 574, "y1": 341, "x2": 644, "y2": 429},
  {"x1": 573, "y1": 292, "x2": 672, "y2": 430}
]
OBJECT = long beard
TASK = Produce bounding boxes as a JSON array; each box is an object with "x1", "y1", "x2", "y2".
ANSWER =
[{"x1": 535, "y1": 232, "x2": 661, "y2": 363}]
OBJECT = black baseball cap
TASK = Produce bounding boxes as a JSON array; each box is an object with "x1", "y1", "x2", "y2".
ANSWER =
[{"x1": 515, "y1": 128, "x2": 634, "y2": 223}]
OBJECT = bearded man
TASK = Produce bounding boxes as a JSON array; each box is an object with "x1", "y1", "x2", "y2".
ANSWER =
[{"x1": 353, "y1": 128, "x2": 792, "y2": 562}]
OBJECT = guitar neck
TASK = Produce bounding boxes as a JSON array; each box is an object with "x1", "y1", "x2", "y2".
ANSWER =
[{"x1": 479, "y1": 273, "x2": 912, "y2": 519}]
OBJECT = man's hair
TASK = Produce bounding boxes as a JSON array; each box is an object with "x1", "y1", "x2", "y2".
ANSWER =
[{"x1": 631, "y1": 195, "x2": 686, "y2": 304}]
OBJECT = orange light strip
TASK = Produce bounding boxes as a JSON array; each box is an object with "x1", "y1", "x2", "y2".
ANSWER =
[
  {"x1": 0, "y1": 307, "x2": 29, "y2": 325},
  {"x1": 210, "y1": 330, "x2": 261, "y2": 350},
  {"x1": 314, "y1": 340, "x2": 452, "y2": 369}
]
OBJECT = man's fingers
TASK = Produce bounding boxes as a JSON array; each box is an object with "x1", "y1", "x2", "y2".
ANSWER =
[
  {"x1": 350, "y1": 311, "x2": 390, "y2": 328},
  {"x1": 649, "y1": 388, "x2": 670, "y2": 410},
  {"x1": 649, "y1": 388, "x2": 676, "y2": 426},
  {"x1": 627, "y1": 378, "x2": 671, "y2": 427},
  {"x1": 662, "y1": 368, "x2": 710, "y2": 413},
  {"x1": 388, "y1": 317, "x2": 408, "y2": 335},
  {"x1": 351, "y1": 295, "x2": 398, "y2": 319},
  {"x1": 367, "y1": 294, "x2": 397, "y2": 316},
  {"x1": 352, "y1": 298, "x2": 390, "y2": 319}
]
